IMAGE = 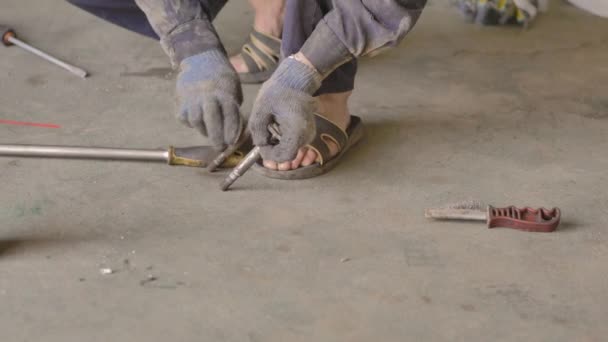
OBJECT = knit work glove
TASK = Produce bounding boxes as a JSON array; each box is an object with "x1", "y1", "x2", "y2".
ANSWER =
[
  {"x1": 176, "y1": 49, "x2": 243, "y2": 149},
  {"x1": 248, "y1": 56, "x2": 323, "y2": 162}
]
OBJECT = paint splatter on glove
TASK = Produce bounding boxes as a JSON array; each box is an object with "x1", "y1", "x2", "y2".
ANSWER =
[
  {"x1": 459, "y1": 0, "x2": 548, "y2": 27},
  {"x1": 176, "y1": 49, "x2": 243, "y2": 150},
  {"x1": 248, "y1": 56, "x2": 323, "y2": 162}
]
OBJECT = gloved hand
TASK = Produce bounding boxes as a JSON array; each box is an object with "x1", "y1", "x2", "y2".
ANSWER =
[
  {"x1": 248, "y1": 56, "x2": 323, "y2": 162},
  {"x1": 459, "y1": 0, "x2": 547, "y2": 27},
  {"x1": 176, "y1": 49, "x2": 243, "y2": 150}
]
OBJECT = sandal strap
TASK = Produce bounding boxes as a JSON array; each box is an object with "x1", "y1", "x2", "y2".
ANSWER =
[
  {"x1": 306, "y1": 114, "x2": 349, "y2": 165},
  {"x1": 240, "y1": 29, "x2": 281, "y2": 73},
  {"x1": 250, "y1": 30, "x2": 281, "y2": 55}
]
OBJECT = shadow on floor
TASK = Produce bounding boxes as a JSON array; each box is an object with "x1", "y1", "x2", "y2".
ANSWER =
[{"x1": 0, "y1": 233, "x2": 91, "y2": 258}]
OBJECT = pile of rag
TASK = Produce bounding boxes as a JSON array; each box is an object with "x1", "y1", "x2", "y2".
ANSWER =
[{"x1": 459, "y1": 0, "x2": 549, "y2": 27}]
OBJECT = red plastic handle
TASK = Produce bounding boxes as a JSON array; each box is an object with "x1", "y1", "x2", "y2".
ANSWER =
[{"x1": 487, "y1": 206, "x2": 561, "y2": 232}]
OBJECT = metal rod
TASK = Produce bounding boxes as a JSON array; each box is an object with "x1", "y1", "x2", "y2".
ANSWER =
[
  {"x1": 7, "y1": 36, "x2": 88, "y2": 78},
  {"x1": 424, "y1": 208, "x2": 487, "y2": 221},
  {"x1": 0, "y1": 144, "x2": 168, "y2": 162},
  {"x1": 220, "y1": 146, "x2": 261, "y2": 191},
  {"x1": 220, "y1": 123, "x2": 281, "y2": 191},
  {"x1": 207, "y1": 130, "x2": 250, "y2": 173}
]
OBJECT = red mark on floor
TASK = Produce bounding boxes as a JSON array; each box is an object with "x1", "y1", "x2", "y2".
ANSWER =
[{"x1": 0, "y1": 120, "x2": 60, "y2": 129}]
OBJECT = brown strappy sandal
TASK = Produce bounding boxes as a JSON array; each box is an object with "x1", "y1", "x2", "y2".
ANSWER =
[
  {"x1": 237, "y1": 29, "x2": 281, "y2": 84},
  {"x1": 253, "y1": 114, "x2": 364, "y2": 180}
]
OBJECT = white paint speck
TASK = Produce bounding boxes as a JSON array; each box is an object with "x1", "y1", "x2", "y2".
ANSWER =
[{"x1": 99, "y1": 268, "x2": 113, "y2": 275}]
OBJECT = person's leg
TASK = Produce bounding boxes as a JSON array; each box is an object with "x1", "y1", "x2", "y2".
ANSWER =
[
  {"x1": 263, "y1": 0, "x2": 357, "y2": 171},
  {"x1": 66, "y1": 0, "x2": 228, "y2": 40},
  {"x1": 250, "y1": 0, "x2": 284, "y2": 38},
  {"x1": 66, "y1": 0, "x2": 158, "y2": 38},
  {"x1": 230, "y1": 0, "x2": 285, "y2": 73}
]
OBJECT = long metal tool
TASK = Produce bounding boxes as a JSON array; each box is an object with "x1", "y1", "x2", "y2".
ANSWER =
[
  {"x1": 2, "y1": 25, "x2": 88, "y2": 78},
  {"x1": 0, "y1": 144, "x2": 242, "y2": 168}
]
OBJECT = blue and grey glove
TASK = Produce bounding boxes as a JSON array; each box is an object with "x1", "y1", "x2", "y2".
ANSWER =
[
  {"x1": 176, "y1": 49, "x2": 243, "y2": 150},
  {"x1": 248, "y1": 56, "x2": 323, "y2": 162}
]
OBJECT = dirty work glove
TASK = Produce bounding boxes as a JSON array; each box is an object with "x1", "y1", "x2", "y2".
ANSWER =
[
  {"x1": 248, "y1": 56, "x2": 322, "y2": 162},
  {"x1": 176, "y1": 49, "x2": 243, "y2": 150},
  {"x1": 459, "y1": 0, "x2": 547, "y2": 27}
]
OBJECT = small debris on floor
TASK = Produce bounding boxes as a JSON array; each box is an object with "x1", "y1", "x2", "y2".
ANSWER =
[
  {"x1": 340, "y1": 257, "x2": 351, "y2": 263},
  {"x1": 139, "y1": 274, "x2": 158, "y2": 286},
  {"x1": 99, "y1": 268, "x2": 114, "y2": 275},
  {"x1": 79, "y1": 278, "x2": 86, "y2": 282}
]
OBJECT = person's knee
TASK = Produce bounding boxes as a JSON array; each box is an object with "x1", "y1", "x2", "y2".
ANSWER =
[{"x1": 66, "y1": 0, "x2": 140, "y2": 10}]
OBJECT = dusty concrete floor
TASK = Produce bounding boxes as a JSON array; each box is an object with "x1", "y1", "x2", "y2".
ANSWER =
[{"x1": 1, "y1": 1, "x2": 607, "y2": 341}]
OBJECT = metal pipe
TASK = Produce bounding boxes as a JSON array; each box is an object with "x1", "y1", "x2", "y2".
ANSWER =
[
  {"x1": 424, "y1": 208, "x2": 487, "y2": 221},
  {"x1": 220, "y1": 146, "x2": 261, "y2": 191},
  {"x1": 0, "y1": 144, "x2": 168, "y2": 162},
  {"x1": 7, "y1": 36, "x2": 88, "y2": 79},
  {"x1": 220, "y1": 123, "x2": 281, "y2": 191},
  {"x1": 207, "y1": 130, "x2": 251, "y2": 173}
]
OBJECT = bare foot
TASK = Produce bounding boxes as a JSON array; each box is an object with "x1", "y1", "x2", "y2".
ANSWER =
[
  {"x1": 263, "y1": 91, "x2": 352, "y2": 171},
  {"x1": 229, "y1": 54, "x2": 249, "y2": 74}
]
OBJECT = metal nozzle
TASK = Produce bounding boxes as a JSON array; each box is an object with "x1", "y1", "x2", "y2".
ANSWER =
[
  {"x1": 219, "y1": 146, "x2": 261, "y2": 191},
  {"x1": 219, "y1": 123, "x2": 281, "y2": 191}
]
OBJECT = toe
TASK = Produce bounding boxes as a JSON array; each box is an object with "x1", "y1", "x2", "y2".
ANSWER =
[
  {"x1": 278, "y1": 161, "x2": 292, "y2": 171},
  {"x1": 229, "y1": 54, "x2": 248, "y2": 74},
  {"x1": 262, "y1": 136, "x2": 342, "y2": 171},
  {"x1": 291, "y1": 148, "x2": 307, "y2": 169},
  {"x1": 263, "y1": 160, "x2": 278, "y2": 170},
  {"x1": 301, "y1": 149, "x2": 318, "y2": 167}
]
